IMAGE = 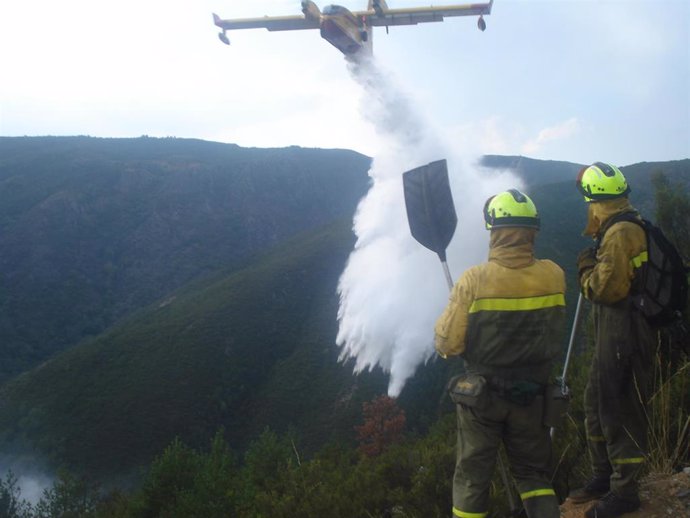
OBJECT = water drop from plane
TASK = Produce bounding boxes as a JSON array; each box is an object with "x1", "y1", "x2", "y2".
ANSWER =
[{"x1": 335, "y1": 55, "x2": 520, "y2": 397}]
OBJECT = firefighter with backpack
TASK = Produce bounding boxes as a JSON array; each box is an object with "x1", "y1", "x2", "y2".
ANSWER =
[{"x1": 569, "y1": 162, "x2": 656, "y2": 518}]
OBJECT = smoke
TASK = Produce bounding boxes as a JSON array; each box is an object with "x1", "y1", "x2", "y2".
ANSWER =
[
  {"x1": 0, "y1": 457, "x2": 53, "y2": 505},
  {"x1": 15, "y1": 472, "x2": 52, "y2": 504},
  {"x1": 336, "y1": 55, "x2": 521, "y2": 397}
]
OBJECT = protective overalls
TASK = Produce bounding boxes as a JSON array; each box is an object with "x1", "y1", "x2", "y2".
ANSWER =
[
  {"x1": 579, "y1": 198, "x2": 655, "y2": 501},
  {"x1": 435, "y1": 227, "x2": 566, "y2": 518}
]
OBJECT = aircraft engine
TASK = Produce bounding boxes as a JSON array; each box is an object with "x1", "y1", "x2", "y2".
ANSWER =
[
  {"x1": 301, "y1": 0, "x2": 321, "y2": 20},
  {"x1": 372, "y1": 0, "x2": 389, "y2": 17}
]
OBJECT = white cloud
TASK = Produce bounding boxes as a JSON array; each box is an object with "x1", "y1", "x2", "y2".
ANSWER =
[{"x1": 521, "y1": 118, "x2": 580, "y2": 156}]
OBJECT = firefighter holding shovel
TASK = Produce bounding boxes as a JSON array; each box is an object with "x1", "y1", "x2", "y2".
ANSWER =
[{"x1": 435, "y1": 190, "x2": 566, "y2": 518}]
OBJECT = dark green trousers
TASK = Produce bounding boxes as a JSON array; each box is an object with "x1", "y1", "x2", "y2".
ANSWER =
[
  {"x1": 583, "y1": 302, "x2": 654, "y2": 499},
  {"x1": 452, "y1": 393, "x2": 559, "y2": 518}
]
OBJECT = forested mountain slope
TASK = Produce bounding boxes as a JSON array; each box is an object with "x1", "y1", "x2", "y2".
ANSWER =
[
  {"x1": 0, "y1": 136, "x2": 686, "y2": 485},
  {"x1": 0, "y1": 137, "x2": 371, "y2": 381},
  {"x1": 0, "y1": 219, "x2": 389, "y2": 477}
]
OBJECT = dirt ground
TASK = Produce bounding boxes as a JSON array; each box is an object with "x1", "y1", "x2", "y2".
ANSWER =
[{"x1": 559, "y1": 470, "x2": 690, "y2": 518}]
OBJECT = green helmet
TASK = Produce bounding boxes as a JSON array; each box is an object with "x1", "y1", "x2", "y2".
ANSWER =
[
  {"x1": 576, "y1": 162, "x2": 630, "y2": 202},
  {"x1": 483, "y1": 189, "x2": 540, "y2": 230}
]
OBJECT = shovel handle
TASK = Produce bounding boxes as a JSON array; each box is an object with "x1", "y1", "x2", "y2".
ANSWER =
[{"x1": 561, "y1": 292, "x2": 584, "y2": 389}]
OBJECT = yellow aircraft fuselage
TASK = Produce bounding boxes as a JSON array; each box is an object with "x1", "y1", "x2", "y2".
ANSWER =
[{"x1": 319, "y1": 5, "x2": 371, "y2": 55}]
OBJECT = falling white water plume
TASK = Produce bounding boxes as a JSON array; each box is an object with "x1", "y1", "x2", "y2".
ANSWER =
[{"x1": 336, "y1": 54, "x2": 522, "y2": 397}]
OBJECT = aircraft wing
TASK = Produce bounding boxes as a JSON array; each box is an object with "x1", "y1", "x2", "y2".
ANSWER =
[
  {"x1": 355, "y1": 2, "x2": 493, "y2": 27},
  {"x1": 213, "y1": 13, "x2": 320, "y2": 32}
]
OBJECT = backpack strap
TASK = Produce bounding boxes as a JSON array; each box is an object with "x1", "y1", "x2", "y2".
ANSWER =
[{"x1": 594, "y1": 210, "x2": 642, "y2": 251}]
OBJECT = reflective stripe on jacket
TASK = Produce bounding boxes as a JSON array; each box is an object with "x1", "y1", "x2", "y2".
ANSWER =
[{"x1": 434, "y1": 227, "x2": 566, "y2": 383}]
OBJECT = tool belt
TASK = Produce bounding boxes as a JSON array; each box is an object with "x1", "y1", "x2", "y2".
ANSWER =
[{"x1": 487, "y1": 376, "x2": 545, "y2": 406}]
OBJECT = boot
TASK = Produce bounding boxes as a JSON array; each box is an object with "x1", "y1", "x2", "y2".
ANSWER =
[
  {"x1": 567, "y1": 476, "x2": 610, "y2": 504},
  {"x1": 584, "y1": 492, "x2": 640, "y2": 518},
  {"x1": 522, "y1": 493, "x2": 560, "y2": 518}
]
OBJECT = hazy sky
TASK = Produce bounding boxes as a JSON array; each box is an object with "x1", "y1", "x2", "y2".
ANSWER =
[{"x1": 1, "y1": 0, "x2": 688, "y2": 166}]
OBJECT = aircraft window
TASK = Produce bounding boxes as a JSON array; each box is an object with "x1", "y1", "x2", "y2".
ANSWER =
[{"x1": 323, "y1": 5, "x2": 346, "y2": 15}]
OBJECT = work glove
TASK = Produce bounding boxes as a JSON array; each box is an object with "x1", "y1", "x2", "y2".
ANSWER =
[{"x1": 577, "y1": 246, "x2": 597, "y2": 281}]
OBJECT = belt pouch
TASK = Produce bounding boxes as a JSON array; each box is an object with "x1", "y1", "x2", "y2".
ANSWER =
[
  {"x1": 448, "y1": 373, "x2": 488, "y2": 410},
  {"x1": 543, "y1": 382, "x2": 571, "y2": 428}
]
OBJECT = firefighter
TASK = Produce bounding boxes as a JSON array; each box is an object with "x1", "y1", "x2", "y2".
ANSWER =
[
  {"x1": 568, "y1": 162, "x2": 654, "y2": 517},
  {"x1": 435, "y1": 189, "x2": 565, "y2": 518}
]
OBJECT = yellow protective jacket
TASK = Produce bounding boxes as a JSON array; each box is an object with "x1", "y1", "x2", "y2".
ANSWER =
[
  {"x1": 434, "y1": 228, "x2": 566, "y2": 384},
  {"x1": 580, "y1": 198, "x2": 647, "y2": 304}
]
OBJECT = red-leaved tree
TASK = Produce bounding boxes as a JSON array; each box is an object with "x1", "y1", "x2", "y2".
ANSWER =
[{"x1": 355, "y1": 395, "x2": 406, "y2": 457}]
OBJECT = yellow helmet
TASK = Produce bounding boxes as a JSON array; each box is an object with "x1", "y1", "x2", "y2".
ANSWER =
[
  {"x1": 576, "y1": 162, "x2": 630, "y2": 202},
  {"x1": 483, "y1": 189, "x2": 540, "y2": 230}
]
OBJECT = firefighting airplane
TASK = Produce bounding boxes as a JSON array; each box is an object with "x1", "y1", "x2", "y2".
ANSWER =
[{"x1": 213, "y1": 0, "x2": 494, "y2": 56}]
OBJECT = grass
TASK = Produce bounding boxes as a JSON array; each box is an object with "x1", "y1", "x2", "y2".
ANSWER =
[{"x1": 644, "y1": 346, "x2": 690, "y2": 474}]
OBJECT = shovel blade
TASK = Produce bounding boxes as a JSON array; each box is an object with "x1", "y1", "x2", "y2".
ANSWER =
[{"x1": 403, "y1": 159, "x2": 457, "y2": 260}]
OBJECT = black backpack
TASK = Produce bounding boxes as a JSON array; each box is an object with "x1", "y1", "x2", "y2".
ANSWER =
[{"x1": 601, "y1": 213, "x2": 689, "y2": 327}]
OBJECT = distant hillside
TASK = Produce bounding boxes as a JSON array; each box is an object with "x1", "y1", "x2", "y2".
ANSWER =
[
  {"x1": 480, "y1": 155, "x2": 583, "y2": 186},
  {"x1": 480, "y1": 155, "x2": 689, "y2": 200},
  {"x1": 0, "y1": 137, "x2": 686, "y2": 484},
  {"x1": 0, "y1": 219, "x2": 389, "y2": 477},
  {"x1": 0, "y1": 137, "x2": 371, "y2": 382}
]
